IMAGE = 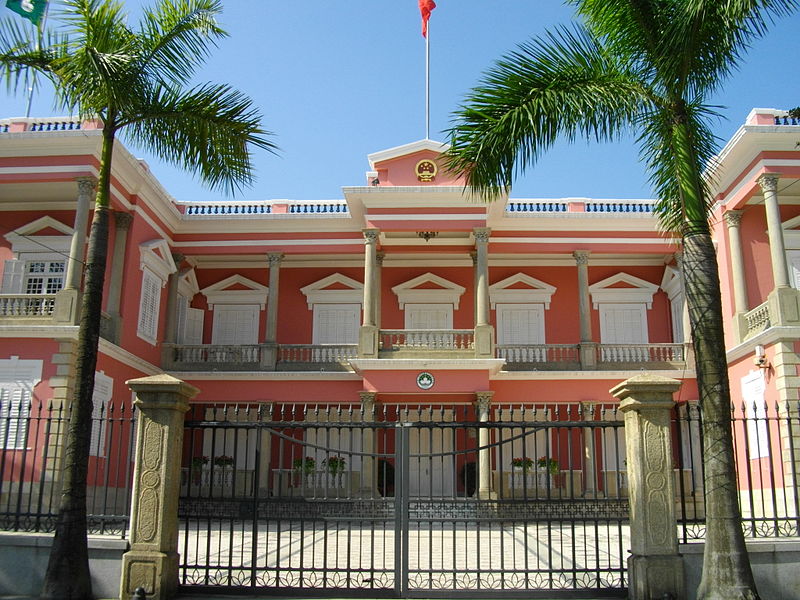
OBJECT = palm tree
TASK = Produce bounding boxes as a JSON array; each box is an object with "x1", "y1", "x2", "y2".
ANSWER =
[
  {"x1": 0, "y1": 1, "x2": 275, "y2": 597},
  {"x1": 446, "y1": 1, "x2": 796, "y2": 598}
]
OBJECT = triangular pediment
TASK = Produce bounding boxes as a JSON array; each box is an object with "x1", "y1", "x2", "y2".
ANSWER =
[
  {"x1": 139, "y1": 239, "x2": 176, "y2": 282},
  {"x1": 5, "y1": 216, "x2": 73, "y2": 254},
  {"x1": 201, "y1": 274, "x2": 269, "y2": 308},
  {"x1": 178, "y1": 268, "x2": 200, "y2": 299},
  {"x1": 489, "y1": 273, "x2": 557, "y2": 309},
  {"x1": 660, "y1": 266, "x2": 683, "y2": 300},
  {"x1": 392, "y1": 273, "x2": 466, "y2": 308},
  {"x1": 589, "y1": 273, "x2": 659, "y2": 309},
  {"x1": 367, "y1": 139, "x2": 449, "y2": 168},
  {"x1": 300, "y1": 273, "x2": 363, "y2": 309},
  {"x1": 365, "y1": 139, "x2": 466, "y2": 187}
]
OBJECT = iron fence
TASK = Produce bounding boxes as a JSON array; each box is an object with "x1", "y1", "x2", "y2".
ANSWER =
[
  {"x1": 673, "y1": 400, "x2": 800, "y2": 542},
  {"x1": 0, "y1": 397, "x2": 136, "y2": 537}
]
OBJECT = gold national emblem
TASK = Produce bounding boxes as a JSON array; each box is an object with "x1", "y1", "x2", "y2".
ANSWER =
[{"x1": 415, "y1": 159, "x2": 437, "y2": 182}]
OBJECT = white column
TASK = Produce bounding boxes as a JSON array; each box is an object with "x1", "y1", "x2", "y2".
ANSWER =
[
  {"x1": 581, "y1": 402, "x2": 598, "y2": 496},
  {"x1": 760, "y1": 173, "x2": 790, "y2": 289},
  {"x1": 362, "y1": 229, "x2": 379, "y2": 327},
  {"x1": 359, "y1": 391, "x2": 377, "y2": 496},
  {"x1": 724, "y1": 211, "x2": 749, "y2": 313},
  {"x1": 574, "y1": 250, "x2": 592, "y2": 341},
  {"x1": 474, "y1": 228, "x2": 491, "y2": 326},
  {"x1": 376, "y1": 251, "x2": 384, "y2": 330},
  {"x1": 64, "y1": 177, "x2": 96, "y2": 290},
  {"x1": 475, "y1": 391, "x2": 494, "y2": 499},
  {"x1": 265, "y1": 253, "x2": 283, "y2": 343}
]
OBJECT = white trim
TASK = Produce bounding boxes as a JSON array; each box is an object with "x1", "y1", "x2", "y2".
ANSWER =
[
  {"x1": 178, "y1": 268, "x2": 200, "y2": 298},
  {"x1": 489, "y1": 273, "x2": 556, "y2": 309},
  {"x1": 174, "y1": 238, "x2": 361, "y2": 248},
  {"x1": 5, "y1": 215, "x2": 73, "y2": 255},
  {"x1": 200, "y1": 274, "x2": 269, "y2": 309},
  {"x1": 166, "y1": 371, "x2": 362, "y2": 381},
  {"x1": 367, "y1": 139, "x2": 449, "y2": 168},
  {"x1": 493, "y1": 369, "x2": 695, "y2": 380},
  {"x1": 392, "y1": 273, "x2": 466, "y2": 309},
  {"x1": 97, "y1": 338, "x2": 160, "y2": 375},
  {"x1": 589, "y1": 272, "x2": 659, "y2": 309},
  {"x1": 367, "y1": 213, "x2": 485, "y2": 221},
  {"x1": 660, "y1": 266, "x2": 683, "y2": 300},
  {"x1": 350, "y1": 358, "x2": 506, "y2": 375},
  {"x1": 0, "y1": 356, "x2": 43, "y2": 386},
  {"x1": 138, "y1": 239, "x2": 176, "y2": 282},
  {"x1": 491, "y1": 236, "x2": 677, "y2": 245},
  {"x1": 300, "y1": 273, "x2": 363, "y2": 309}
]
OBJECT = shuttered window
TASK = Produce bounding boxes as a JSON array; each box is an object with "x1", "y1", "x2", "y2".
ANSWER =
[
  {"x1": 496, "y1": 304, "x2": 545, "y2": 345},
  {"x1": 137, "y1": 268, "x2": 162, "y2": 344},
  {"x1": 312, "y1": 304, "x2": 360, "y2": 344},
  {"x1": 212, "y1": 305, "x2": 259, "y2": 345},
  {"x1": 0, "y1": 386, "x2": 31, "y2": 450}
]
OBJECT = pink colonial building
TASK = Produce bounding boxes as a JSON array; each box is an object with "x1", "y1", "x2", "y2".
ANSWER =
[{"x1": 0, "y1": 108, "x2": 798, "y2": 538}]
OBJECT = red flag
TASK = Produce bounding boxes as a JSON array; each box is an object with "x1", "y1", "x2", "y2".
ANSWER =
[{"x1": 419, "y1": 0, "x2": 436, "y2": 38}]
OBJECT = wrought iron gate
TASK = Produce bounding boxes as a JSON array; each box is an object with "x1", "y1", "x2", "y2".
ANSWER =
[{"x1": 178, "y1": 403, "x2": 629, "y2": 598}]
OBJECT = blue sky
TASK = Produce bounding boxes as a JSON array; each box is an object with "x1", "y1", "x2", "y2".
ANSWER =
[{"x1": 1, "y1": 1, "x2": 799, "y2": 203}]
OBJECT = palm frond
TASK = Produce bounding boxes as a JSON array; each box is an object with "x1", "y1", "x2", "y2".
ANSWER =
[
  {"x1": 0, "y1": 18, "x2": 65, "y2": 94},
  {"x1": 138, "y1": 0, "x2": 226, "y2": 85},
  {"x1": 446, "y1": 25, "x2": 651, "y2": 199},
  {"x1": 122, "y1": 82, "x2": 276, "y2": 195}
]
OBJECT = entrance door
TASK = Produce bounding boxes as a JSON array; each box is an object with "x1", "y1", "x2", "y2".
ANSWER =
[{"x1": 406, "y1": 409, "x2": 454, "y2": 497}]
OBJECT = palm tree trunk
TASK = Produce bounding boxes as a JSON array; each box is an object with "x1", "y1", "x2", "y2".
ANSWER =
[
  {"x1": 41, "y1": 124, "x2": 116, "y2": 600},
  {"x1": 672, "y1": 112, "x2": 759, "y2": 598}
]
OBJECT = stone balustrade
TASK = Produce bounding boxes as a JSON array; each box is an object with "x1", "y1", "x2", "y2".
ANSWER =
[
  {"x1": 380, "y1": 329, "x2": 475, "y2": 352},
  {"x1": 0, "y1": 294, "x2": 56, "y2": 317},
  {"x1": 496, "y1": 344, "x2": 580, "y2": 365},
  {"x1": 598, "y1": 343, "x2": 685, "y2": 364},
  {"x1": 743, "y1": 301, "x2": 772, "y2": 339}
]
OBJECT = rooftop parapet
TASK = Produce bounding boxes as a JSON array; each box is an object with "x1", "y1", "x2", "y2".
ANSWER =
[{"x1": 0, "y1": 116, "x2": 103, "y2": 133}]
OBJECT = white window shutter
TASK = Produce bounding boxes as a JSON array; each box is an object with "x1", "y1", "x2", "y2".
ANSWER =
[
  {"x1": 212, "y1": 305, "x2": 258, "y2": 345},
  {"x1": 313, "y1": 304, "x2": 360, "y2": 344},
  {"x1": 184, "y1": 307, "x2": 204, "y2": 345},
  {"x1": 1, "y1": 260, "x2": 25, "y2": 294},
  {"x1": 0, "y1": 387, "x2": 31, "y2": 449},
  {"x1": 137, "y1": 268, "x2": 162, "y2": 343},
  {"x1": 89, "y1": 372, "x2": 113, "y2": 457}
]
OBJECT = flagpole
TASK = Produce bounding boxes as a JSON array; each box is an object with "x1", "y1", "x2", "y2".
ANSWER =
[
  {"x1": 425, "y1": 22, "x2": 430, "y2": 140},
  {"x1": 24, "y1": 1, "x2": 50, "y2": 118}
]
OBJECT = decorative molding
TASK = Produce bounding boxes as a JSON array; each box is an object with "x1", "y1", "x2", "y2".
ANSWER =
[
  {"x1": 589, "y1": 272, "x2": 659, "y2": 309},
  {"x1": 178, "y1": 268, "x2": 199, "y2": 299},
  {"x1": 473, "y1": 227, "x2": 491, "y2": 245},
  {"x1": 200, "y1": 274, "x2": 269, "y2": 309},
  {"x1": 5, "y1": 216, "x2": 73, "y2": 255},
  {"x1": 367, "y1": 138, "x2": 449, "y2": 169},
  {"x1": 114, "y1": 211, "x2": 133, "y2": 230},
  {"x1": 489, "y1": 273, "x2": 557, "y2": 309},
  {"x1": 300, "y1": 273, "x2": 364, "y2": 309},
  {"x1": 139, "y1": 239, "x2": 177, "y2": 283},
  {"x1": 573, "y1": 250, "x2": 590, "y2": 266},
  {"x1": 0, "y1": 356, "x2": 43, "y2": 387},
  {"x1": 392, "y1": 272, "x2": 466, "y2": 309},
  {"x1": 724, "y1": 210, "x2": 743, "y2": 228},
  {"x1": 474, "y1": 391, "x2": 494, "y2": 413},
  {"x1": 660, "y1": 266, "x2": 683, "y2": 301},
  {"x1": 363, "y1": 229, "x2": 379, "y2": 244},
  {"x1": 758, "y1": 173, "x2": 780, "y2": 194}
]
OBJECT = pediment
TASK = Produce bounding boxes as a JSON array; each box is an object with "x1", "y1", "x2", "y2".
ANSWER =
[
  {"x1": 300, "y1": 273, "x2": 363, "y2": 309},
  {"x1": 178, "y1": 268, "x2": 200, "y2": 299},
  {"x1": 392, "y1": 273, "x2": 466, "y2": 309},
  {"x1": 660, "y1": 266, "x2": 683, "y2": 300},
  {"x1": 489, "y1": 273, "x2": 557, "y2": 309},
  {"x1": 200, "y1": 274, "x2": 269, "y2": 308},
  {"x1": 367, "y1": 139, "x2": 449, "y2": 168},
  {"x1": 589, "y1": 273, "x2": 659, "y2": 309},
  {"x1": 5, "y1": 216, "x2": 73, "y2": 254},
  {"x1": 139, "y1": 239, "x2": 176, "y2": 282}
]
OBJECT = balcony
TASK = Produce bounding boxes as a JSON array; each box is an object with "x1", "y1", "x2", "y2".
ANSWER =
[
  {"x1": 163, "y1": 343, "x2": 357, "y2": 372},
  {"x1": 499, "y1": 342, "x2": 687, "y2": 371},
  {"x1": 0, "y1": 294, "x2": 56, "y2": 321}
]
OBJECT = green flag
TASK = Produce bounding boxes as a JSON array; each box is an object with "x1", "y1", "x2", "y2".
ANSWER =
[{"x1": 5, "y1": 0, "x2": 47, "y2": 26}]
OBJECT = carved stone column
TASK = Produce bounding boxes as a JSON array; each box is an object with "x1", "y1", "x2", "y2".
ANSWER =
[
  {"x1": 359, "y1": 391, "x2": 377, "y2": 496},
  {"x1": 574, "y1": 251, "x2": 596, "y2": 368},
  {"x1": 54, "y1": 177, "x2": 96, "y2": 324},
  {"x1": 760, "y1": 173, "x2": 790, "y2": 289},
  {"x1": 611, "y1": 374, "x2": 684, "y2": 600},
  {"x1": 724, "y1": 211, "x2": 749, "y2": 314},
  {"x1": 163, "y1": 253, "x2": 184, "y2": 344},
  {"x1": 104, "y1": 211, "x2": 133, "y2": 340},
  {"x1": 261, "y1": 253, "x2": 283, "y2": 370},
  {"x1": 64, "y1": 177, "x2": 96, "y2": 290},
  {"x1": 474, "y1": 228, "x2": 494, "y2": 358},
  {"x1": 358, "y1": 229, "x2": 380, "y2": 357},
  {"x1": 581, "y1": 402, "x2": 599, "y2": 497},
  {"x1": 474, "y1": 391, "x2": 495, "y2": 499},
  {"x1": 120, "y1": 374, "x2": 199, "y2": 600}
]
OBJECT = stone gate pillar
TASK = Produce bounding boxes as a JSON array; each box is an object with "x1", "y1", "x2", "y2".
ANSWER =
[
  {"x1": 120, "y1": 375, "x2": 199, "y2": 600},
  {"x1": 611, "y1": 374, "x2": 684, "y2": 600}
]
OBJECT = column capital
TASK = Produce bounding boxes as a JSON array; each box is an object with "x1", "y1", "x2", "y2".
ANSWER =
[
  {"x1": 359, "y1": 391, "x2": 377, "y2": 408},
  {"x1": 267, "y1": 252, "x2": 284, "y2": 267},
  {"x1": 474, "y1": 391, "x2": 494, "y2": 412},
  {"x1": 758, "y1": 172, "x2": 780, "y2": 194},
  {"x1": 673, "y1": 250, "x2": 683, "y2": 271},
  {"x1": 171, "y1": 252, "x2": 185, "y2": 266},
  {"x1": 473, "y1": 227, "x2": 491, "y2": 244},
  {"x1": 376, "y1": 251, "x2": 385, "y2": 266},
  {"x1": 114, "y1": 211, "x2": 133, "y2": 230},
  {"x1": 724, "y1": 210, "x2": 743, "y2": 228},
  {"x1": 75, "y1": 176, "x2": 97, "y2": 196},
  {"x1": 363, "y1": 228, "x2": 380, "y2": 244},
  {"x1": 573, "y1": 250, "x2": 590, "y2": 266}
]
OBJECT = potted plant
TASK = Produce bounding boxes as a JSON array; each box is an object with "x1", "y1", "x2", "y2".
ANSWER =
[
  {"x1": 293, "y1": 456, "x2": 316, "y2": 476},
  {"x1": 213, "y1": 455, "x2": 234, "y2": 468},
  {"x1": 322, "y1": 455, "x2": 346, "y2": 475},
  {"x1": 537, "y1": 456, "x2": 559, "y2": 476},
  {"x1": 511, "y1": 457, "x2": 533, "y2": 471},
  {"x1": 190, "y1": 455, "x2": 208, "y2": 485}
]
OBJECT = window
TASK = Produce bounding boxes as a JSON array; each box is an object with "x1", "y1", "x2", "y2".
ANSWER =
[
  {"x1": 89, "y1": 372, "x2": 113, "y2": 457},
  {"x1": 313, "y1": 304, "x2": 360, "y2": 344},
  {"x1": 137, "y1": 267, "x2": 162, "y2": 344},
  {"x1": 0, "y1": 386, "x2": 31, "y2": 450},
  {"x1": 176, "y1": 296, "x2": 204, "y2": 345},
  {"x1": 25, "y1": 260, "x2": 65, "y2": 294},
  {"x1": 212, "y1": 304, "x2": 259, "y2": 345}
]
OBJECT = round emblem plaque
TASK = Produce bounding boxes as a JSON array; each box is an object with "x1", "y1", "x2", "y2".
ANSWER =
[
  {"x1": 416, "y1": 372, "x2": 435, "y2": 390},
  {"x1": 415, "y1": 159, "x2": 437, "y2": 182}
]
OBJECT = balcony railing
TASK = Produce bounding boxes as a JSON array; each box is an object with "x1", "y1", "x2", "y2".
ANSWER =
[
  {"x1": 0, "y1": 294, "x2": 56, "y2": 317},
  {"x1": 278, "y1": 344, "x2": 357, "y2": 366},
  {"x1": 379, "y1": 329, "x2": 475, "y2": 352},
  {"x1": 743, "y1": 301, "x2": 771, "y2": 340},
  {"x1": 497, "y1": 344, "x2": 580, "y2": 367},
  {"x1": 597, "y1": 343, "x2": 685, "y2": 364}
]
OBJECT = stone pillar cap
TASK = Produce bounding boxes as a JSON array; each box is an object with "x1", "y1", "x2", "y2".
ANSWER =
[
  {"x1": 126, "y1": 373, "x2": 200, "y2": 399},
  {"x1": 610, "y1": 374, "x2": 682, "y2": 411}
]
